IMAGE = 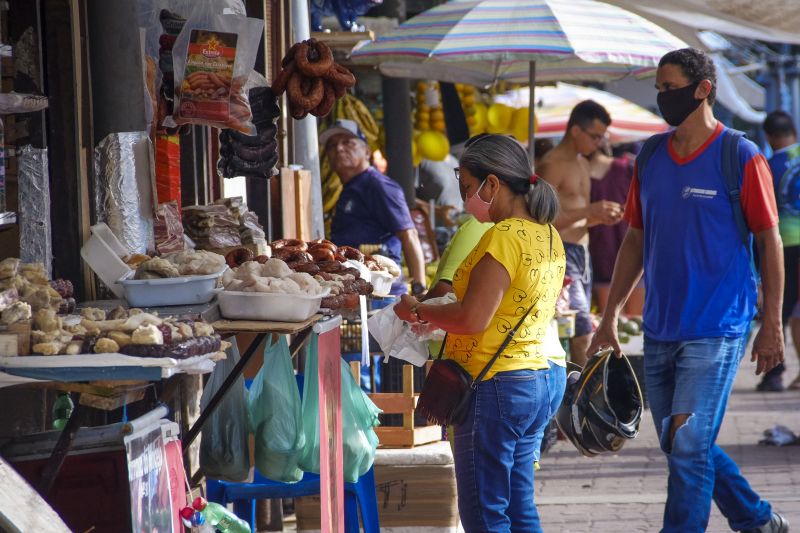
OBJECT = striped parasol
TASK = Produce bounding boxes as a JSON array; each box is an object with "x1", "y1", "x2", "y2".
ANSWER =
[
  {"x1": 495, "y1": 83, "x2": 669, "y2": 143},
  {"x1": 351, "y1": 0, "x2": 686, "y2": 159}
]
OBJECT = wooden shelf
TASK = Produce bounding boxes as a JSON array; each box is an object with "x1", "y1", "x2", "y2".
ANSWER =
[{"x1": 310, "y1": 30, "x2": 374, "y2": 50}]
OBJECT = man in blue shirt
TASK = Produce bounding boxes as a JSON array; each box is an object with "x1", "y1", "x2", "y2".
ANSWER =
[
  {"x1": 759, "y1": 110, "x2": 800, "y2": 391},
  {"x1": 322, "y1": 120, "x2": 426, "y2": 296},
  {"x1": 588, "y1": 49, "x2": 787, "y2": 533}
]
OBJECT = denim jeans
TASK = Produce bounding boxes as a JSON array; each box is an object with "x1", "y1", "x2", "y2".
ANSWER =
[
  {"x1": 533, "y1": 360, "x2": 567, "y2": 462},
  {"x1": 644, "y1": 336, "x2": 773, "y2": 533},
  {"x1": 453, "y1": 368, "x2": 551, "y2": 533}
]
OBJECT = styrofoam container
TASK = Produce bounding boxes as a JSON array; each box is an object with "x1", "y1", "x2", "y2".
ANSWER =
[
  {"x1": 117, "y1": 269, "x2": 225, "y2": 307},
  {"x1": 217, "y1": 289, "x2": 330, "y2": 322},
  {"x1": 371, "y1": 271, "x2": 395, "y2": 297},
  {"x1": 79, "y1": 223, "x2": 134, "y2": 299}
]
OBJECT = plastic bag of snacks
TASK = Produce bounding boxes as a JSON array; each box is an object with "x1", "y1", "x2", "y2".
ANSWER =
[{"x1": 171, "y1": 1, "x2": 263, "y2": 133}]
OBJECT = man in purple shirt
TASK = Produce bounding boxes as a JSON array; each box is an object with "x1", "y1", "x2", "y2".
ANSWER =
[{"x1": 321, "y1": 120, "x2": 427, "y2": 296}]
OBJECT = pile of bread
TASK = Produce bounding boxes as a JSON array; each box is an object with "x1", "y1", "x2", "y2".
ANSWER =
[{"x1": 31, "y1": 305, "x2": 223, "y2": 358}]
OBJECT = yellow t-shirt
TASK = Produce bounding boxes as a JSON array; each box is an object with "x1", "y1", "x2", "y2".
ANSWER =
[{"x1": 446, "y1": 218, "x2": 566, "y2": 380}]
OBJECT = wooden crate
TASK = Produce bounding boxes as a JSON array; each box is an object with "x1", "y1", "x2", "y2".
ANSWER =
[
  {"x1": 0, "y1": 320, "x2": 31, "y2": 356},
  {"x1": 351, "y1": 361, "x2": 441, "y2": 448}
]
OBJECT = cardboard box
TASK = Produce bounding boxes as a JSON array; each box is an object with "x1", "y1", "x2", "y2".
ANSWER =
[
  {"x1": 0, "y1": 320, "x2": 31, "y2": 356},
  {"x1": 296, "y1": 441, "x2": 459, "y2": 532}
]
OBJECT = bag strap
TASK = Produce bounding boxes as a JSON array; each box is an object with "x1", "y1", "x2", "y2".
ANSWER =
[
  {"x1": 470, "y1": 225, "x2": 553, "y2": 387},
  {"x1": 720, "y1": 128, "x2": 750, "y2": 248},
  {"x1": 635, "y1": 132, "x2": 668, "y2": 185}
]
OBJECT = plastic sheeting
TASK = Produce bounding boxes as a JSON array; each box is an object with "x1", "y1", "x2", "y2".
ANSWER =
[
  {"x1": 605, "y1": 0, "x2": 800, "y2": 45},
  {"x1": 17, "y1": 145, "x2": 52, "y2": 277},
  {"x1": 94, "y1": 132, "x2": 156, "y2": 254}
]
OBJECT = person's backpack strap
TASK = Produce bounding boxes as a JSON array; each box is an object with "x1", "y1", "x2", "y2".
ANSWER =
[
  {"x1": 635, "y1": 132, "x2": 669, "y2": 185},
  {"x1": 720, "y1": 128, "x2": 750, "y2": 248}
]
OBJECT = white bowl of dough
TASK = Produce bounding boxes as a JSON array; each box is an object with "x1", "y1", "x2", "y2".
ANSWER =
[
  {"x1": 217, "y1": 258, "x2": 330, "y2": 322},
  {"x1": 217, "y1": 289, "x2": 330, "y2": 322},
  {"x1": 117, "y1": 268, "x2": 226, "y2": 307}
]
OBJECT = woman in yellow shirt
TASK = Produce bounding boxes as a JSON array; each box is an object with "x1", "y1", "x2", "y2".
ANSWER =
[{"x1": 395, "y1": 134, "x2": 565, "y2": 533}]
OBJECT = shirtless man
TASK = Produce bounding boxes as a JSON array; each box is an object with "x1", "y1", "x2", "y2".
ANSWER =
[{"x1": 539, "y1": 100, "x2": 621, "y2": 365}]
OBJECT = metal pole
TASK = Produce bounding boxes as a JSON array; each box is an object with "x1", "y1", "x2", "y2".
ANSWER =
[
  {"x1": 529, "y1": 60, "x2": 536, "y2": 169},
  {"x1": 290, "y1": 0, "x2": 324, "y2": 239},
  {"x1": 382, "y1": 77, "x2": 416, "y2": 206}
]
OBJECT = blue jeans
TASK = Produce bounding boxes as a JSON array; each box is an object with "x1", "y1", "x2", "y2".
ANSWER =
[
  {"x1": 533, "y1": 361, "x2": 567, "y2": 462},
  {"x1": 453, "y1": 369, "x2": 551, "y2": 533},
  {"x1": 644, "y1": 336, "x2": 773, "y2": 533}
]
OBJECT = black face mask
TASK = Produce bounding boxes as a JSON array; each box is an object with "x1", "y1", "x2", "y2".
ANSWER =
[{"x1": 656, "y1": 82, "x2": 702, "y2": 126}]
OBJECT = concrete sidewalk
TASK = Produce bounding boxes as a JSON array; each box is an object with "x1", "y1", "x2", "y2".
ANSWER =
[{"x1": 536, "y1": 334, "x2": 800, "y2": 532}]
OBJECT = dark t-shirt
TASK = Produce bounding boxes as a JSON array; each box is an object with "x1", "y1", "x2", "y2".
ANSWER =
[
  {"x1": 589, "y1": 157, "x2": 634, "y2": 283},
  {"x1": 330, "y1": 167, "x2": 415, "y2": 294}
]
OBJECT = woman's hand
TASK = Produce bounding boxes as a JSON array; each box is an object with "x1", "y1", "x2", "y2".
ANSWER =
[{"x1": 394, "y1": 294, "x2": 419, "y2": 323}]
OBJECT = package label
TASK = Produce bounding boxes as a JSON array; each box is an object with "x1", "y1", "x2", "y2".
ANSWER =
[{"x1": 178, "y1": 30, "x2": 238, "y2": 122}]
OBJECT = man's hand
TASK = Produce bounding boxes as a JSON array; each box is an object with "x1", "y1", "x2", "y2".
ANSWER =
[
  {"x1": 588, "y1": 200, "x2": 623, "y2": 225},
  {"x1": 751, "y1": 318, "x2": 784, "y2": 375},
  {"x1": 585, "y1": 316, "x2": 623, "y2": 359},
  {"x1": 393, "y1": 294, "x2": 419, "y2": 323}
]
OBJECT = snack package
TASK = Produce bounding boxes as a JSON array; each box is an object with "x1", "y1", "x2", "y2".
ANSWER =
[{"x1": 171, "y1": 4, "x2": 263, "y2": 133}]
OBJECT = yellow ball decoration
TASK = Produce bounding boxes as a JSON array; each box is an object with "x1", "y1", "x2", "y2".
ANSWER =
[
  {"x1": 487, "y1": 103, "x2": 513, "y2": 133},
  {"x1": 417, "y1": 131, "x2": 450, "y2": 162},
  {"x1": 473, "y1": 103, "x2": 488, "y2": 133},
  {"x1": 509, "y1": 107, "x2": 535, "y2": 141}
]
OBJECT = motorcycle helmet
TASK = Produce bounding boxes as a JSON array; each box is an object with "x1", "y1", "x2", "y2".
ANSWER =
[{"x1": 555, "y1": 348, "x2": 643, "y2": 457}]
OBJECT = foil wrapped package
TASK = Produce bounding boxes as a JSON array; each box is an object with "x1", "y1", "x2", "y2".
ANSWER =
[
  {"x1": 94, "y1": 132, "x2": 155, "y2": 254},
  {"x1": 17, "y1": 145, "x2": 52, "y2": 277}
]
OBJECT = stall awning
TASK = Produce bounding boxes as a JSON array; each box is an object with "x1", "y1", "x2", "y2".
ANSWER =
[{"x1": 605, "y1": 0, "x2": 800, "y2": 45}]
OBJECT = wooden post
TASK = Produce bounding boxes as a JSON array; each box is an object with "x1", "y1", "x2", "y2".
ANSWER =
[{"x1": 402, "y1": 364, "x2": 415, "y2": 430}]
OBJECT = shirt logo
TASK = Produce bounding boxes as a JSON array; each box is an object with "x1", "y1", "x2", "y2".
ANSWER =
[
  {"x1": 342, "y1": 199, "x2": 354, "y2": 213},
  {"x1": 682, "y1": 186, "x2": 718, "y2": 200}
]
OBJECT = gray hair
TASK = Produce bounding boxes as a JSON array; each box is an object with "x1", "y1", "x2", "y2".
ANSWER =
[{"x1": 459, "y1": 134, "x2": 559, "y2": 224}]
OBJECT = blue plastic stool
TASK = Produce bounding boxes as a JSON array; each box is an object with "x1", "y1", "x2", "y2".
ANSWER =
[
  {"x1": 206, "y1": 466, "x2": 379, "y2": 533},
  {"x1": 205, "y1": 375, "x2": 379, "y2": 533}
]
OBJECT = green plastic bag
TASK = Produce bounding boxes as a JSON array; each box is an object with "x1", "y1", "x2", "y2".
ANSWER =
[
  {"x1": 200, "y1": 337, "x2": 251, "y2": 482},
  {"x1": 340, "y1": 359, "x2": 382, "y2": 483},
  {"x1": 248, "y1": 336, "x2": 305, "y2": 483},
  {"x1": 298, "y1": 334, "x2": 382, "y2": 482},
  {"x1": 298, "y1": 334, "x2": 321, "y2": 474}
]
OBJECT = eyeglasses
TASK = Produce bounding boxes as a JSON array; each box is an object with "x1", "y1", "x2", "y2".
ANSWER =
[
  {"x1": 453, "y1": 167, "x2": 461, "y2": 181},
  {"x1": 580, "y1": 127, "x2": 607, "y2": 143}
]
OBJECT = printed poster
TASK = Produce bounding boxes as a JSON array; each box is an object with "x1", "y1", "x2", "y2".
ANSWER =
[{"x1": 125, "y1": 426, "x2": 174, "y2": 533}]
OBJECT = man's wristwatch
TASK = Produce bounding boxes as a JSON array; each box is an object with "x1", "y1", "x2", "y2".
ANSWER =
[
  {"x1": 411, "y1": 281, "x2": 426, "y2": 296},
  {"x1": 410, "y1": 303, "x2": 428, "y2": 324}
]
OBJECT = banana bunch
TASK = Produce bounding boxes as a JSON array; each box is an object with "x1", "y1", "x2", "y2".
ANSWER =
[{"x1": 320, "y1": 152, "x2": 343, "y2": 224}]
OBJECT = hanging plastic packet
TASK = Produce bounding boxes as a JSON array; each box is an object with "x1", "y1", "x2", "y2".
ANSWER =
[{"x1": 170, "y1": 1, "x2": 263, "y2": 134}]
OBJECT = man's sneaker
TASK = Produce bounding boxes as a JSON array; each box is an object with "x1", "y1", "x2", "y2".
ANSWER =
[{"x1": 741, "y1": 513, "x2": 789, "y2": 533}]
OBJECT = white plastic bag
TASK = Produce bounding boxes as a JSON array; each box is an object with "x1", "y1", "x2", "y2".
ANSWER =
[{"x1": 367, "y1": 293, "x2": 456, "y2": 366}]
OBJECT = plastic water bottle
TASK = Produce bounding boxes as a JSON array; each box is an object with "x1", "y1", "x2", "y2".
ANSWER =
[
  {"x1": 193, "y1": 497, "x2": 251, "y2": 533},
  {"x1": 180, "y1": 506, "x2": 214, "y2": 532},
  {"x1": 52, "y1": 393, "x2": 74, "y2": 430}
]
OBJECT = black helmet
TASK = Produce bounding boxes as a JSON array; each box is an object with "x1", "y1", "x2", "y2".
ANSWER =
[{"x1": 555, "y1": 349, "x2": 644, "y2": 457}]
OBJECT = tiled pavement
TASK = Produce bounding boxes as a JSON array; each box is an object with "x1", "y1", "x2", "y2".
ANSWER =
[{"x1": 536, "y1": 333, "x2": 800, "y2": 532}]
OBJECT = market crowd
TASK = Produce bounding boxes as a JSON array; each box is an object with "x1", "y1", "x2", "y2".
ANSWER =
[{"x1": 348, "y1": 47, "x2": 792, "y2": 533}]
